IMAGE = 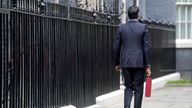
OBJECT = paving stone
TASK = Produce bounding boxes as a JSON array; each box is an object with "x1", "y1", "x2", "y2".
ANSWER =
[{"x1": 109, "y1": 87, "x2": 192, "y2": 108}]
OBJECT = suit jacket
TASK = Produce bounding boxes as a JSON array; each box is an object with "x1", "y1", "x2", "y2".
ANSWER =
[{"x1": 113, "y1": 20, "x2": 151, "y2": 68}]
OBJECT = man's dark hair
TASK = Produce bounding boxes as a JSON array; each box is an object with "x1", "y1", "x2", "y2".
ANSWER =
[{"x1": 128, "y1": 6, "x2": 139, "y2": 19}]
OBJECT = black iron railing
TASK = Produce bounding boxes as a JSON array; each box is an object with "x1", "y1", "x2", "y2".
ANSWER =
[
  {"x1": 0, "y1": 9, "x2": 119, "y2": 108},
  {"x1": 0, "y1": 0, "x2": 120, "y2": 24},
  {"x1": 147, "y1": 22, "x2": 176, "y2": 78}
]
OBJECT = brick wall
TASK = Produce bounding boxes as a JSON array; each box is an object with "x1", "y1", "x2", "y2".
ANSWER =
[
  {"x1": 145, "y1": 0, "x2": 176, "y2": 23},
  {"x1": 125, "y1": 0, "x2": 176, "y2": 23}
]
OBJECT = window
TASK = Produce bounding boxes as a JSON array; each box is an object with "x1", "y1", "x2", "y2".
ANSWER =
[
  {"x1": 182, "y1": 0, "x2": 188, "y2": 2},
  {"x1": 187, "y1": 23, "x2": 191, "y2": 39},
  {"x1": 176, "y1": 23, "x2": 180, "y2": 38},
  {"x1": 177, "y1": 7, "x2": 179, "y2": 21},
  {"x1": 176, "y1": 4, "x2": 192, "y2": 40},
  {"x1": 187, "y1": 6, "x2": 191, "y2": 21},
  {"x1": 180, "y1": 23, "x2": 186, "y2": 39},
  {"x1": 180, "y1": 6, "x2": 186, "y2": 21}
]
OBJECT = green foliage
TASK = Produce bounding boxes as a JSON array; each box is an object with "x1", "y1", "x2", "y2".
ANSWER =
[{"x1": 167, "y1": 79, "x2": 192, "y2": 84}]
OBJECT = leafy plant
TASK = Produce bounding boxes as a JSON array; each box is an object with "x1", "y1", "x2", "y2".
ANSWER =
[{"x1": 167, "y1": 79, "x2": 192, "y2": 84}]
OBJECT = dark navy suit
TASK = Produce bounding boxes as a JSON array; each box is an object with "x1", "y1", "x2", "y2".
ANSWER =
[{"x1": 113, "y1": 20, "x2": 151, "y2": 108}]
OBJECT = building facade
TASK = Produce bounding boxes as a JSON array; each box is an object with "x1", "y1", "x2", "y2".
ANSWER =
[
  {"x1": 176, "y1": 0, "x2": 192, "y2": 79},
  {"x1": 124, "y1": 0, "x2": 176, "y2": 23},
  {"x1": 145, "y1": 0, "x2": 176, "y2": 23},
  {"x1": 135, "y1": 0, "x2": 192, "y2": 79},
  {"x1": 45, "y1": 0, "x2": 71, "y2": 5},
  {"x1": 176, "y1": 0, "x2": 192, "y2": 40},
  {"x1": 45, "y1": 0, "x2": 118, "y2": 12}
]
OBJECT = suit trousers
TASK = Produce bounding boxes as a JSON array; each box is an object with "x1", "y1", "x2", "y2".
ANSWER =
[{"x1": 122, "y1": 68, "x2": 145, "y2": 108}]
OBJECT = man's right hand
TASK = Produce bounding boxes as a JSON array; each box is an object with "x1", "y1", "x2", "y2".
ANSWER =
[
  {"x1": 146, "y1": 67, "x2": 151, "y2": 77},
  {"x1": 115, "y1": 65, "x2": 121, "y2": 72}
]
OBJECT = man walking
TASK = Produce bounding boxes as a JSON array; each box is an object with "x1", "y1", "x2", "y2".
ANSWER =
[{"x1": 113, "y1": 6, "x2": 151, "y2": 108}]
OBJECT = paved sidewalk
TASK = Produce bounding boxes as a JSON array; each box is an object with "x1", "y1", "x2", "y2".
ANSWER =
[
  {"x1": 143, "y1": 87, "x2": 192, "y2": 108},
  {"x1": 113, "y1": 87, "x2": 192, "y2": 108}
]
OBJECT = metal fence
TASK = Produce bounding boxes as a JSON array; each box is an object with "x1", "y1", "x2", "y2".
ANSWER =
[
  {"x1": 0, "y1": 0, "x2": 120, "y2": 24},
  {"x1": 0, "y1": 1, "x2": 176, "y2": 108},
  {"x1": 0, "y1": 10, "x2": 119, "y2": 108},
  {"x1": 146, "y1": 22, "x2": 176, "y2": 78}
]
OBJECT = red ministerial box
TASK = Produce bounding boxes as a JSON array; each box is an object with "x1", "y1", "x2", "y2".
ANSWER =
[{"x1": 145, "y1": 77, "x2": 152, "y2": 97}]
